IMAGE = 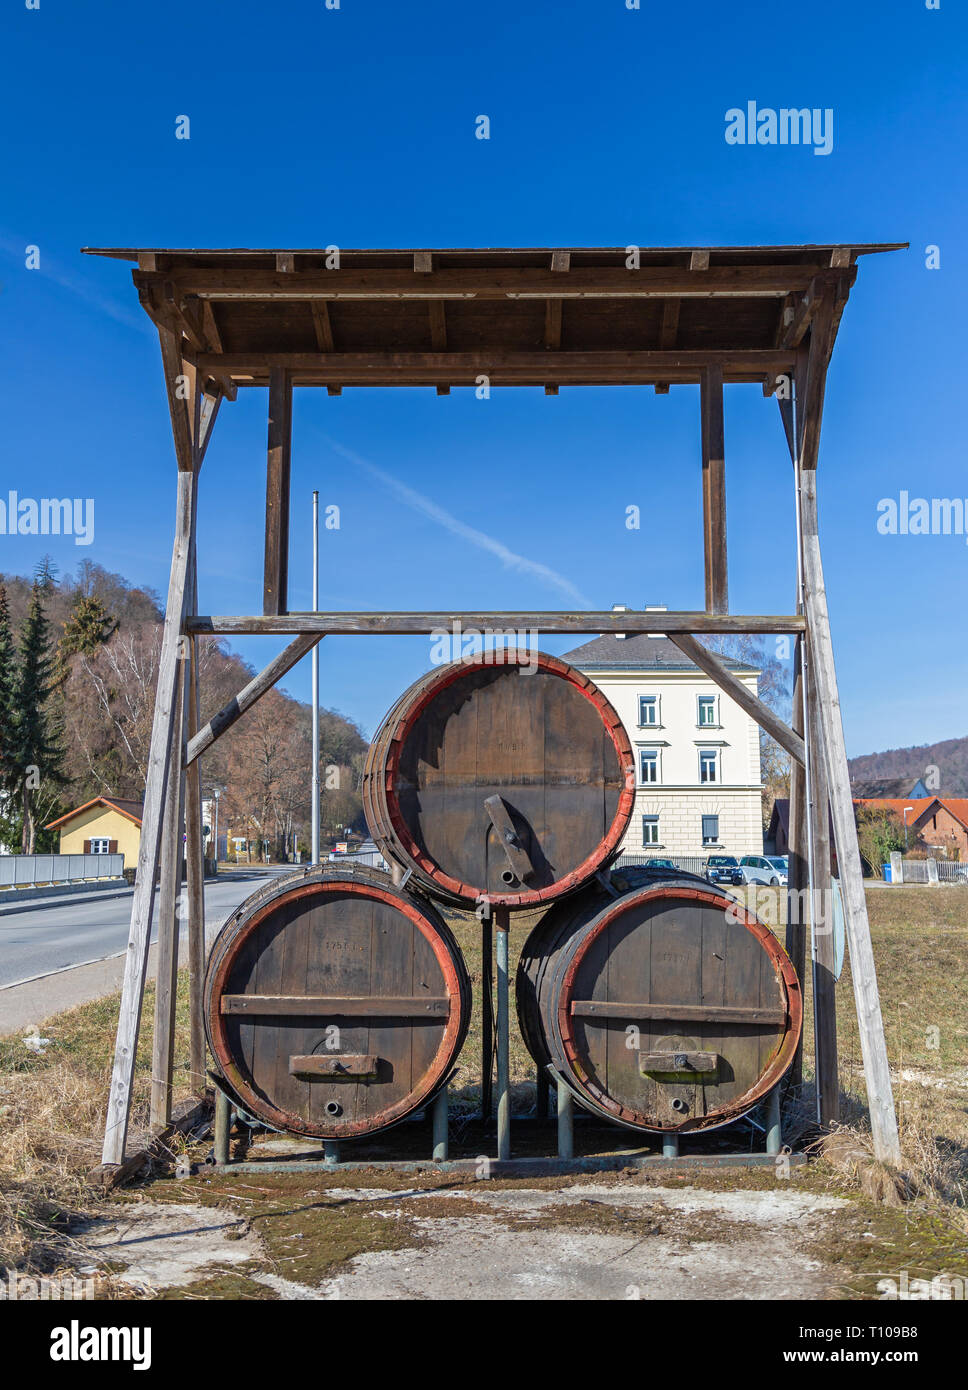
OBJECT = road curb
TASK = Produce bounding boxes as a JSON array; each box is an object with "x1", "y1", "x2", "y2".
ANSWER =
[{"x1": 0, "y1": 887, "x2": 134, "y2": 918}]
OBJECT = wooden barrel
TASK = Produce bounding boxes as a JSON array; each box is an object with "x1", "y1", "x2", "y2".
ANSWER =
[
  {"x1": 204, "y1": 864, "x2": 471, "y2": 1140},
  {"x1": 362, "y1": 650, "x2": 635, "y2": 908},
  {"x1": 517, "y1": 866, "x2": 802, "y2": 1133}
]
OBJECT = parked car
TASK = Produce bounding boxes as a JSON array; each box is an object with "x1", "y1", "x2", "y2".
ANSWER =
[
  {"x1": 739, "y1": 854, "x2": 788, "y2": 887},
  {"x1": 705, "y1": 854, "x2": 743, "y2": 886},
  {"x1": 644, "y1": 857, "x2": 681, "y2": 873}
]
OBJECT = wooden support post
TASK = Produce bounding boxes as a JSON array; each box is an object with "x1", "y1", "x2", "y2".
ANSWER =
[
  {"x1": 102, "y1": 467, "x2": 196, "y2": 1165},
  {"x1": 786, "y1": 639, "x2": 807, "y2": 1088},
  {"x1": 806, "y1": 649, "x2": 838, "y2": 1127},
  {"x1": 185, "y1": 617, "x2": 207, "y2": 1094},
  {"x1": 264, "y1": 367, "x2": 293, "y2": 616},
  {"x1": 700, "y1": 365, "x2": 728, "y2": 614},
  {"x1": 150, "y1": 668, "x2": 186, "y2": 1131},
  {"x1": 800, "y1": 469, "x2": 901, "y2": 1165}
]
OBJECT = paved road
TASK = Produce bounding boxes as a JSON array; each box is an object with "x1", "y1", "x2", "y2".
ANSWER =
[{"x1": 0, "y1": 869, "x2": 291, "y2": 989}]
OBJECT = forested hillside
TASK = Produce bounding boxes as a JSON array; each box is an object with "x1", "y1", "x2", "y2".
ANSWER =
[
  {"x1": 848, "y1": 737, "x2": 968, "y2": 797},
  {"x1": 0, "y1": 560, "x2": 367, "y2": 856}
]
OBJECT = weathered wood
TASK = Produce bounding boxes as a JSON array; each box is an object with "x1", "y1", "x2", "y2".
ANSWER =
[
  {"x1": 157, "y1": 324, "x2": 194, "y2": 471},
  {"x1": 806, "y1": 648, "x2": 838, "y2": 1126},
  {"x1": 797, "y1": 297, "x2": 835, "y2": 472},
  {"x1": 519, "y1": 871, "x2": 802, "y2": 1133},
  {"x1": 154, "y1": 263, "x2": 829, "y2": 299},
  {"x1": 187, "y1": 610, "x2": 807, "y2": 637},
  {"x1": 192, "y1": 349, "x2": 797, "y2": 389},
  {"x1": 362, "y1": 652, "x2": 635, "y2": 907},
  {"x1": 786, "y1": 638, "x2": 807, "y2": 1088},
  {"x1": 205, "y1": 865, "x2": 471, "y2": 1138},
  {"x1": 701, "y1": 365, "x2": 728, "y2": 614},
  {"x1": 800, "y1": 469, "x2": 900, "y2": 1164},
  {"x1": 185, "y1": 628, "x2": 207, "y2": 1094},
  {"x1": 149, "y1": 668, "x2": 186, "y2": 1131},
  {"x1": 263, "y1": 367, "x2": 292, "y2": 616},
  {"x1": 102, "y1": 466, "x2": 198, "y2": 1166},
  {"x1": 221, "y1": 994, "x2": 451, "y2": 1017},
  {"x1": 92, "y1": 1097, "x2": 212, "y2": 1190},
  {"x1": 570, "y1": 1001, "x2": 788, "y2": 1026},
  {"x1": 289, "y1": 1055, "x2": 378, "y2": 1078},
  {"x1": 669, "y1": 633, "x2": 804, "y2": 766},
  {"x1": 186, "y1": 633, "x2": 321, "y2": 766}
]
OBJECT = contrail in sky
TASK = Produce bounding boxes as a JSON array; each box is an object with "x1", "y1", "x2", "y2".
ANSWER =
[{"x1": 323, "y1": 436, "x2": 593, "y2": 608}]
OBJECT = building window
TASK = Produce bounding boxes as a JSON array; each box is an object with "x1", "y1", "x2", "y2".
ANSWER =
[
  {"x1": 701, "y1": 814, "x2": 720, "y2": 846},
  {"x1": 639, "y1": 749, "x2": 659, "y2": 784},
  {"x1": 638, "y1": 694, "x2": 659, "y2": 727},
  {"x1": 697, "y1": 694, "x2": 718, "y2": 727},
  {"x1": 89, "y1": 838, "x2": 111, "y2": 855},
  {"x1": 642, "y1": 815, "x2": 660, "y2": 846},
  {"x1": 699, "y1": 748, "x2": 719, "y2": 784}
]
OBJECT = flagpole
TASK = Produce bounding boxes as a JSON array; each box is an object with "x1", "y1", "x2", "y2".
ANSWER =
[{"x1": 311, "y1": 490, "x2": 320, "y2": 865}]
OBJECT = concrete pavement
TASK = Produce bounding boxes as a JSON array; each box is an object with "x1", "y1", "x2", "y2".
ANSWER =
[{"x1": 0, "y1": 868, "x2": 289, "y2": 1035}]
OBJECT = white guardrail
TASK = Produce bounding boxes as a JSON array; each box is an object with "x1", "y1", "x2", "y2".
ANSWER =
[{"x1": 0, "y1": 853, "x2": 125, "y2": 888}]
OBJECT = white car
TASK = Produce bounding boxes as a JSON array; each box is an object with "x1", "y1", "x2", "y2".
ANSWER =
[{"x1": 739, "y1": 855, "x2": 788, "y2": 887}]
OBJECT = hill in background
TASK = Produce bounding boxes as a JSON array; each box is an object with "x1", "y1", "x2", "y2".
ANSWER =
[{"x1": 848, "y1": 736, "x2": 968, "y2": 797}]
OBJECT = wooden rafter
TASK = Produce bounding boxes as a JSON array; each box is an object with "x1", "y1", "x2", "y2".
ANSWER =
[{"x1": 186, "y1": 610, "x2": 805, "y2": 637}]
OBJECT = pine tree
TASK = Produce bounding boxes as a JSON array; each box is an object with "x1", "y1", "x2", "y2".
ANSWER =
[
  {"x1": 11, "y1": 564, "x2": 67, "y2": 853},
  {"x1": 60, "y1": 592, "x2": 118, "y2": 659}
]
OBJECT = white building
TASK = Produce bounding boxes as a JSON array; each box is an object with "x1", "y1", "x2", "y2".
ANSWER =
[{"x1": 564, "y1": 629, "x2": 763, "y2": 861}]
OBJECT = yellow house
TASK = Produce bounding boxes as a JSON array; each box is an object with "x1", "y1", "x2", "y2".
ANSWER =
[{"x1": 45, "y1": 797, "x2": 144, "y2": 868}]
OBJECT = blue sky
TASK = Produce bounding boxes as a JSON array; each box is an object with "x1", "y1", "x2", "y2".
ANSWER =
[{"x1": 0, "y1": 0, "x2": 965, "y2": 755}]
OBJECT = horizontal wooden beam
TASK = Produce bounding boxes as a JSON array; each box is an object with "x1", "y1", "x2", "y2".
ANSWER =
[
  {"x1": 221, "y1": 995, "x2": 451, "y2": 1017},
  {"x1": 192, "y1": 349, "x2": 796, "y2": 389},
  {"x1": 186, "y1": 610, "x2": 806, "y2": 637},
  {"x1": 144, "y1": 265, "x2": 835, "y2": 301},
  {"x1": 571, "y1": 1001, "x2": 788, "y2": 1026},
  {"x1": 185, "y1": 633, "x2": 321, "y2": 767},
  {"x1": 668, "y1": 633, "x2": 805, "y2": 767}
]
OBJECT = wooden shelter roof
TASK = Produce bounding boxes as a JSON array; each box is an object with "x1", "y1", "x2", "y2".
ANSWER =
[{"x1": 81, "y1": 243, "x2": 905, "y2": 390}]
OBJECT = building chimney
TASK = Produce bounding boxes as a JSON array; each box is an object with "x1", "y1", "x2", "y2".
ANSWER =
[{"x1": 645, "y1": 604, "x2": 667, "y2": 639}]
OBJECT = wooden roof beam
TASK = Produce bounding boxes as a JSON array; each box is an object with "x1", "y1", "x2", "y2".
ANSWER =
[
  {"x1": 186, "y1": 610, "x2": 806, "y2": 637},
  {"x1": 138, "y1": 265, "x2": 825, "y2": 301}
]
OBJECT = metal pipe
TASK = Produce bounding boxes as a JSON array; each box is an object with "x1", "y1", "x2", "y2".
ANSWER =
[
  {"x1": 765, "y1": 1085, "x2": 782, "y2": 1156},
  {"x1": 311, "y1": 489, "x2": 320, "y2": 865},
  {"x1": 481, "y1": 909, "x2": 493, "y2": 1120},
  {"x1": 214, "y1": 1089, "x2": 232, "y2": 1165},
  {"x1": 495, "y1": 906, "x2": 510, "y2": 1161},
  {"x1": 432, "y1": 1085, "x2": 449, "y2": 1161},
  {"x1": 556, "y1": 1078, "x2": 574, "y2": 1160},
  {"x1": 662, "y1": 1132, "x2": 680, "y2": 1159}
]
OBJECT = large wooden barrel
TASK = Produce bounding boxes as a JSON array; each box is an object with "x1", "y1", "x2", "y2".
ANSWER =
[
  {"x1": 204, "y1": 864, "x2": 471, "y2": 1140},
  {"x1": 362, "y1": 650, "x2": 635, "y2": 908},
  {"x1": 517, "y1": 866, "x2": 802, "y2": 1133}
]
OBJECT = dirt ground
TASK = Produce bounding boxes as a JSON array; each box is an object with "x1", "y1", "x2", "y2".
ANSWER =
[{"x1": 78, "y1": 1183, "x2": 850, "y2": 1301}]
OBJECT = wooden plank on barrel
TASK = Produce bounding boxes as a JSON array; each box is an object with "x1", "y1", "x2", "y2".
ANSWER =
[
  {"x1": 247, "y1": 903, "x2": 290, "y2": 1113},
  {"x1": 698, "y1": 899, "x2": 729, "y2": 1115},
  {"x1": 571, "y1": 1001, "x2": 786, "y2": 1025},
  {"x1": 289, "y1": 1054, "x2": 378, "y2": 1078},
  {"x1": 408, "y1": 917, "x2": 448, "y2": 1104},
  {"x1": 647, "y1": 897, "x2": 704, "y2": 1123},
  {"x1": 222, "y1": 994, "x2": 451, "y2": 1015},
  {"x1": 271, "y1": 897, "x2": 311, "y2": 1118}
]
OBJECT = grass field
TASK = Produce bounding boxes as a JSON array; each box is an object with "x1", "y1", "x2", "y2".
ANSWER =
[{"x1": 1, "y1": 884, "x2": 965, "y2": 1287}]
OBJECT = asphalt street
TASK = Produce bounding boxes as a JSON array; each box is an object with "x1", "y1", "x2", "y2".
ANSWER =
[{"x1": 0, "y1": 869, "x2": 290, "y2": 989}]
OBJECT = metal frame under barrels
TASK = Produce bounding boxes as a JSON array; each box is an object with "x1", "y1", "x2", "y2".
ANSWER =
[{"x1": 82, "y1": 242, "x2": 906, "y2": 1182}]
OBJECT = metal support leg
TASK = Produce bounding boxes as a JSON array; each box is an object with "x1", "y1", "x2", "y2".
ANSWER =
[
  {"x1": 495, "y1": 907, "x2": 510, "y2": 1161},
  {"x1": 214, "y1": 1088, "x2": 232, "y2": 1165},
  {"x1": 432, "y1": 1085, "x2": 449, "y2": 1161},
  {"x1": 765, "y1": 1085, "x2": 782, "y2": 1156},
  {"x1": 556, "y1": 1078, "x2": 574, "y2": 1160},
  {"x1": 481, "y1": 910, "x2": 493, "y2": 1121},
  {"x1": 662, "y1": 1132, "x2": 680, "y2": 1159},
  {"x1": 324, "y1": 1141, "x2": 340, "y2": 1166}
]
